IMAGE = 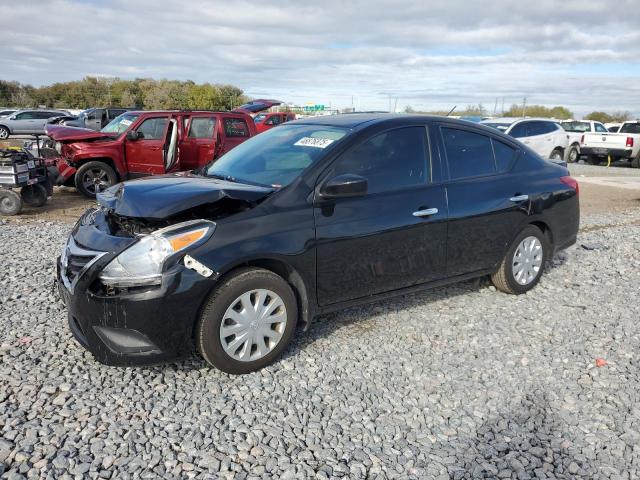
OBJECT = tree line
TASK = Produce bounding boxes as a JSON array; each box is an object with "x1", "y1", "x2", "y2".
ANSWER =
[
  {"x1": 0, "y1": 77, "x2": 248, "y2": 111},
  {"x1": 404, "y1": 103, "x2": 634, "y2": 122}
]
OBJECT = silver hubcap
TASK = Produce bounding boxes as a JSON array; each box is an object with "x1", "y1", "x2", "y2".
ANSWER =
[
  {"x1": 0, "y1": 129, "x2": 8, "y2": 139},
  {"x1": 220, "y1": 289, "x2": 287, "y2": 362},
  {"x1": 82, "y1": 168, "x2": 111, "y2": 194},
  {"x1": 512, "y1": 236, "x2": 543, "y2": 285},
  {"x1": 551, "y1": 151, "x2": 562, "y2": 161},
  {"x1": 569, "y1": 148, "x2": 578, "y2": 162}
]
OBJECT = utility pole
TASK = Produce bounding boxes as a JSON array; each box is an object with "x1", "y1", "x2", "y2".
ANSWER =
[
  {"x1": 493, "y1": 97, "x2": 498, "y2": 116},
  {"x1": 521, "y1": 97, "x2": 527, "y2": 118}
]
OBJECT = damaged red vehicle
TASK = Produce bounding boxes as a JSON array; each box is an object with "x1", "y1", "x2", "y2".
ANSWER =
[{"x1": 47, "y1": 100, "x2": 281, "y2": 198}]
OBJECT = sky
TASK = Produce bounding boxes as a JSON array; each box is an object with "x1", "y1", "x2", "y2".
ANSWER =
[{"x1": 1, "y1": 0, "x2": 640, "y2": 117}]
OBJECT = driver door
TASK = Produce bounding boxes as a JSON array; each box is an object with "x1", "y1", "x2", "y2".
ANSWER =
[{"x1": 125, "y1": 116, "x2": 169, "y2": 175}]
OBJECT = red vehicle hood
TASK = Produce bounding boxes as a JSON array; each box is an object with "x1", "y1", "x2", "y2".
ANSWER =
[
  {"x1": 233, "y1": 99, "x2": 282, "y2": 115},
  {"x1": 45, "y1": 124, "x2": 118, "y2": 142}
]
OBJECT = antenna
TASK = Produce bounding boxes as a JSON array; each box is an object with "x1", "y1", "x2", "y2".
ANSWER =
[{"x1": 446, "y1": 105, "x2": 457, "y2": 116}]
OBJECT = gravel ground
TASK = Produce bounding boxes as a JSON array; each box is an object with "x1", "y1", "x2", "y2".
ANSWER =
[{"x1": 1, "y1": 207, "x2": 640, "y2": 479}]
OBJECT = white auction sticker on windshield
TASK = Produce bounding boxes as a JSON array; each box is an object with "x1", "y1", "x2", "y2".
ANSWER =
[
  {"x1": 294, "y1": 137, "x2": 335, "y2": 148},
  {"x1": 121, "y1": 119, "x2": 132, "y2": 126}
]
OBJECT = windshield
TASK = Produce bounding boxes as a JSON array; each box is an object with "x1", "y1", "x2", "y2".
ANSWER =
[
  {"x1": 562, "y1": 121, "x2": 590, "y2": 132},
  {"x1": 254, "y1": 113, "x2": 267, "y2": 123},
  {"x1": 205, "y1": 124, "x2": 348, "y2": 188},
  {"x1": 101, "y1": 112, "x2": 140, "y2": 134},
  {"x1": 620, "y1": 123, "x2": 640, "y2": 134}
]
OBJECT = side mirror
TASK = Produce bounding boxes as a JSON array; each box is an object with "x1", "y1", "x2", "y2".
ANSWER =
[
  {"x1": 320, "y1": 174, "x2": 367, "y2": 199},
  {"x1": 126, "y1": 130, "x2": 144, "y2": 141}
]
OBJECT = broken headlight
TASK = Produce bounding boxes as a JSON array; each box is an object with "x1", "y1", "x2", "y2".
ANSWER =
[{"x1": 99, "y1": 220, "x2": 215, "y2": 287}]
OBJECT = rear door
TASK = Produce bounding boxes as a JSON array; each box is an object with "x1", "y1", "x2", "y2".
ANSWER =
[
  {"x1": 219, "y1": 116, "x2": 252, "y2": 156},
  {"x1": 437, "y1": 124, "x2": 526, "y2": 275},
  {"x1": 180, "y1": 114, "x2": 217, "y2": 170},
  {"x1": 124, "y1": 115, "x2": 170, "y2": 175},
  {"x1": 315, "y1": 125, "x2": 448, "y2": 305}
]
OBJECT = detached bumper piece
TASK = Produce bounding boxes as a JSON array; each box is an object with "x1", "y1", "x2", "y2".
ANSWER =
[{"x1": 580, "y1": 147, "x2": 633, "y2": 159}]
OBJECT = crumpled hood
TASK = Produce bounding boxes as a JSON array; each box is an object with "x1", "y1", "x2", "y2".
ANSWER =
[
  {"x1": 45, "y1": 124, "x2": 118, "y2": 142},
  {"x1": 97, "y1": 173, "x2": 275, "y2": 219}
]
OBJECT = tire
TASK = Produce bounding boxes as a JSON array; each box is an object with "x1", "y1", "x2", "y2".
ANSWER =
[
  {"x1": 567, "y1": 145, "x2": 580, "y2": 163},
  {"x1": 20, "y1": 184, "x2": 48, "y2": 207},
  {"x1": 0, "y1": 189, "x2": 22, "y2": 216},
  {"x1": 0, "y1": 126, "x2": 9, "y2": 140},
  {"x1": 491, "y1": 225, "x2": 550, "y2": 295},
  {"x1": 631, "y1": 155, "x2": 640, "y2": 169},
  {"x1": 549, "y1": 149, "x2": 563, "y2": 162},
  {"x1": 74, "y1": 161, "x2": 117, "y2": 198},
  {"x1": 585, "y1": 155, "x2": 601, "y2": 165},
  {"x1": 197, "y1": 267, "x2": 298, "y2": 374}
]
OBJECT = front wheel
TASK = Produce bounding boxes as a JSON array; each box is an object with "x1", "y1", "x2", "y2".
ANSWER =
[
  {"x1": 197, "y1": 268, "x2": 298, "y2": 374},
  {"x1": 0, "y1": 189, "x2": 22, "y2": 216},
  {"x1": 74, "y1": 161, "x2": 117, "y2": 198},
  {"x1": 0, "y1": 126, "x2": 9, "y2": 140},
  {"x1": 491, "y1": 225, "x2": 550, "y2": 294}
]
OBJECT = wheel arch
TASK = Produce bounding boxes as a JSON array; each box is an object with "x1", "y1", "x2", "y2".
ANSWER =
[
  {"x1": 528, "y1": 220, "x2": 554, "y2": 248},
  {"x1": 203, "y1": 258, "x2": 313, "y2": 331}
]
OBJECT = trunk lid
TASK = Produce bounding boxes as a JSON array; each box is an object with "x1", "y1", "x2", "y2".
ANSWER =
[{"x1": 233, "y1": 99, "x2": 282, "y2": 115}]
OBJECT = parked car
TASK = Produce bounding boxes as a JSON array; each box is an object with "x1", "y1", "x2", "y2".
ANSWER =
[
  {"x1": 605, "y1": 123, "x2": 622, "y2": 133},
  {"x1": 0, "y1": 109, "x2": 17, "y2": 118},
  {"x1": 253, "y1": 112, "x2": 296, "y2": 133},
  {"x1": 50, "y1": 107, "x2": 136, "y2": 131},
  {"x1": 0, "y1": 109, "x2": 69, "y2": 139},
  {"x1": 481, "y1": 118, "x2": 570, "y2": 162},
  {"x1": 46, "y1": 110, "x2": 259, "y2": 197},
  {"x1": 581, "y1": 121, "x2": 640, "y2": 166},
  {"x1": 560, "y1": 120, "x2": 608, "y2": 162},
  {"x1": 56, "y1": 114, "x2": 580, "y2": 374}
]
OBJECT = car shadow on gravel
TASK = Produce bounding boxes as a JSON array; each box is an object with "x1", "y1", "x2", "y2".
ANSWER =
[{"x1": 442, "y1": 393, "x2": 596, "y2": 479}]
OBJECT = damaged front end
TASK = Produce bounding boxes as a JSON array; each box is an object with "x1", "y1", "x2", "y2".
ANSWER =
[{"x1": 56, "y1": 174, "x2": 274, "y2": 365}]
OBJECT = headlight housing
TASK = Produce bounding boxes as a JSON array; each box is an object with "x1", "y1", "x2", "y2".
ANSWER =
[
  {"x1": 54, "y1": 141, "x2": 62, "y2": 154},
  {"x1": 99, "y1": 220, "x2": 215, "y2": 287}
]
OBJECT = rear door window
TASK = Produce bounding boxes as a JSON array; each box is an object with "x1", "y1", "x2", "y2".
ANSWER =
[
  {"x1": 188, "y1": 117, "x2": 216, "y2": 138},
  {"x1": 441, "y1": 127, "x2": 496, "y2": 179},
  {"x1": 223, "y1": 118, "x2": 250, "y2": 137},
  {"x1": 332, "y1": 126, "x2": 430, "y2": 194}
]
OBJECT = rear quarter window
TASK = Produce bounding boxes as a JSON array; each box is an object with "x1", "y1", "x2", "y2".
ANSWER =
[
  {"x1": 223, "y1": 118, "x2": 250, "y2": 137},
  {"x1": 441, "y1": 127, "x2": 495, "y2": 179}
]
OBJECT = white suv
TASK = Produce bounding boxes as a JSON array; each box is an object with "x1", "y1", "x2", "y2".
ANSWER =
[{"x1": 481, "y1": 118, "x2": 569, "y2": 162}]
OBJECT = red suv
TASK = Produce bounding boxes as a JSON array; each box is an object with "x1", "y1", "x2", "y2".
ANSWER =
[
  {"x1": 254, "y1": 112, "x2": 296, "y2": 133},
  {"x1": 47, "y1": 107, "x2": 268, "y2": 198}
]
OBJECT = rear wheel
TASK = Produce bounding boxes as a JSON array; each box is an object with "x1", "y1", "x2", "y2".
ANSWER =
[
  {"x1": 197, "y1": 267, "x2": 298, "y2": 374},
  {"x1": 567, "y1": 145, "x2": 580, "y2": 163},
  {"x1": 74, "y1": 161, "x2": 117, "y2": 198},
  {"x1": 491, "y1": 225, "x2": 550, "y2": 294},
  {"x1": 550, "y1": 149, "x2": 563, "y2": 162},
  {"x1": 631, "y1": 155, "x2": 640, "y2": 169},
  {"x1": 0, "y1": 189, "x2": 22, "y2": 216},
  {"x1": 20, "y1": 184, "x2": 48, "y2": 207}
]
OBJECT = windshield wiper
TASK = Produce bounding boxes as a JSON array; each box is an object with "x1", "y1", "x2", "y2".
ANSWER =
[{"x1": 208, "y1": 172, "x2": 238, "y2": 183}]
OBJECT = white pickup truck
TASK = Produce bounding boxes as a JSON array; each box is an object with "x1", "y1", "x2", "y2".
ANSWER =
[
  {"x1": 560, "y1": 120, "x2": 608, "y2": 163},
  {"x1": 581, "y1": 121, "x2": 640, "y2": 167}
]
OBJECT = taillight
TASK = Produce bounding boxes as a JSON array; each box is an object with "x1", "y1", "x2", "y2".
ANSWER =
[
  {"x1": 560, "y1": 176, "x2": 579, "y2": 195},
  {"x1": 626, "y1": 137, "x2": 634, "y2": 148},
  {"x1": 580, "y1": 134, "x2": 584, "y2": 144}
]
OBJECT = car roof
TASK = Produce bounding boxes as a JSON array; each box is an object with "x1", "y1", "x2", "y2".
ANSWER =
[
  {"x1": 293, "y1": 113, "x2": 459, "y2": 129},
  {"x1": 123, "y1": 110, "x2": 248, "y2": 116}
]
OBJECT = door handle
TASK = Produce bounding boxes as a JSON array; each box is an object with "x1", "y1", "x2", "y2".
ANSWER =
[
  {"x1": 510, "y1": 194, "x2": 529, "y2": 202},
  {"x1": 412, "y1": 207, "x2": 438, "y2": 217}
]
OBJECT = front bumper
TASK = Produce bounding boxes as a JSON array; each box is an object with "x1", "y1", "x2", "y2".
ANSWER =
[
  {"x1": 57, "y1": 242, "x2": 214, "y2": 366},
  {"x1": 54, "y1": 158, "x2": 77, "y2": 186},
  {"x1": 580, "y1": 146, "x2": 633, "y2": 159}
]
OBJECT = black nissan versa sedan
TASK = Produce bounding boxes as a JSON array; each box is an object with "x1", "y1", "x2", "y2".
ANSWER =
[{"x1": 57, "y1": 114, "x2": 579, "y2": 374}]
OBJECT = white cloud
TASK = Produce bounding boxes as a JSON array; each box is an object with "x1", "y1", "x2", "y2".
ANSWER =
[{"x1": 1, "y1": 0, "x2": 639, "y2": 115}]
